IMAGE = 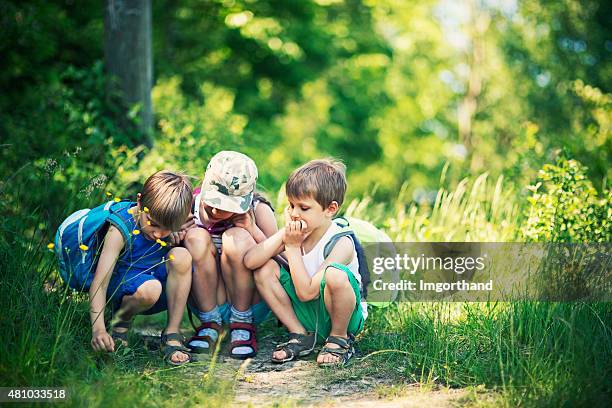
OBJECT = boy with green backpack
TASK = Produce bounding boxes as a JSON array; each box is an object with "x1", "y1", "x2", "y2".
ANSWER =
[{"x1": 244, "y1": 158, "x2": 367, "y2": 366}]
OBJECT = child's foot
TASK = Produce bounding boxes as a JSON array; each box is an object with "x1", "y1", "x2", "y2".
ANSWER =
[
  {"x1": 316, "y1": 335, "x2": 355, "y2": 367},
  {"x1": 271, "y1": 332, "x2": 316, "y2": 363},
  {"x1": 187, "y1": 322, "x2": 223, "y2": 353},
  {"x1": 161, "y1": 332, "x2": 192, "y2": 365},
  {"x1": 229, "y1": 322, "x2": 257, "y2": 359},
  {"x1": 111, "y1": 319, "x2": 132, "y2": 348}
]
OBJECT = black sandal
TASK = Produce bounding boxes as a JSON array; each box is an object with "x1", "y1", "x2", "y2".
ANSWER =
[
  {"x1": 161, "y1": 332, "x2": 192, "y2": 366},
  {"x1": 271, "y1": 332, "x2": 316, "y2": 364},
  {"x1": 111, "y1": 320, "x2": 132, "y2": 348},
  {"x1": 317, "y1": 334, "x2": 355, "y2": 367}
]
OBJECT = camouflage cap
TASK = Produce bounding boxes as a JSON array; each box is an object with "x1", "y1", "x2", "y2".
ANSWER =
[{"x1": 200, "y1": 151, "x2": 258, "y2": 214}]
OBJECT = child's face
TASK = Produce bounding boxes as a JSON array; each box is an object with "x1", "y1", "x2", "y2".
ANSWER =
[
  {"x1": 287, "y1": 195, "x2": 337, "y2": 232},
  {"x1": 202, "y1": 202, "x2": 235, "y2": 222},
  {"x1": 139, "y1": 211, "x2": 172, "y2": 241}
]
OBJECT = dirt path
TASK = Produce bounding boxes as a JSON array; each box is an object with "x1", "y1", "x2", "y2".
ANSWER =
[{"x1": 138, "y1": 326, "x2": 474, "y2": 407}]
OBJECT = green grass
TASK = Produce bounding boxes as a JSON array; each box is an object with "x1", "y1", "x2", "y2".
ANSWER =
[
  {"x1": 344, "y1": 172, "x2": 520, "y2": 242},
  {"x1": 0, "y1": 230, "x2": 233, "y2": 407},
  {"x1": 360, "y1": 302, "x2": 611, "y2": 407},
  {"x1": 2, "y1": 172, "x2": 610, "y2": 407}
]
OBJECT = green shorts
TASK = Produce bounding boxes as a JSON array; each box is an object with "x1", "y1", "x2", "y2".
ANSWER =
[{"x1": 279, "y1": 262, "x2": 365, "y2": 342}]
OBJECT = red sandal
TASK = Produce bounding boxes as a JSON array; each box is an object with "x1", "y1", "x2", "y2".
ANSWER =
[
  {"x1": 229, "y1": 322, "x2": 257, "y2": 359},
  {"x1": 187, "y1": 321, "x2": 224, "y2": 354}
]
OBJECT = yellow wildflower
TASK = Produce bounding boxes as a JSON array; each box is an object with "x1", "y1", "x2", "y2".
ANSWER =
[
  {"x1": 147, "y1": 221, "x2": 151, "y2": 225},
  {"x1": 156, "y1": 239, "x2": 167, "y2": 247},
  {"x1": 79, "y1": 244, "x2": 89, "y2": 251},
  {"x1": 133, "y1": 229, "x2": 140, "y2": 235},
  {"x1": 127, "y1": 208, "x2": 134, "y2": 215},
  {"x1": 106, "y1": 192, "x2": 112, "y2": 197},
  {"x1": 169, "y1": 254, "x2": 175, "y2": 261},
  {"x1": 143, "y1": 207, "x2": 150, "y2": 213},
  {"x1": 47, "y1": 242, "x2": 55, "y2": 250},
  {"x1": 114, "y1": 197, "x2": 121, "y2": 202}
]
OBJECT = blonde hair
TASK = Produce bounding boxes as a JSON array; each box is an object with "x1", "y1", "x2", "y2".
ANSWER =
[
  {"x1": 140, "y1": 170, "x2": 193, "y2": 231},
  {"x1": 286, "y1": 158, "x2": 347, "y2": 209}
]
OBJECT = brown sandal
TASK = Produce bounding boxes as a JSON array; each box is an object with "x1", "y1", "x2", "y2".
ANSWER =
[{"x1": 187, "y1": 321, "x2": 224, "y2": 354}]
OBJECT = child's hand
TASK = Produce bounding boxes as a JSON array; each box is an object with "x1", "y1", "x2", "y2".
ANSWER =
[
  {"x1": 169, "y1": 214, "x2": 196, "y2": 245},
  {"x1": 283, "y1": 220, "x2": 308, "y2": 248},
  {"x1": 169, "y1": 232, "x2": 183, "y2": 245},
  {"x1": 232, "y1": 209, "x2": 255, "y2": 234},
  {"x1": 91, "y1": 328, "x2": 115, "y2": 352},
  {"x1": 180, "y1": 214, "x2": 196, "y2": 231}
]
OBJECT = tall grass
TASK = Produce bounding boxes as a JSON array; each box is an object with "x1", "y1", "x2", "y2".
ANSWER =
[
  {"x1": 346, "y1": 173, "x2": 611, "y2": 406},
  {"x1": 344, "y1": 172, "x2": 520, "y2": 241},
  {"x1": 361, "y1": 302, "x2": 611, "y2": 406}
]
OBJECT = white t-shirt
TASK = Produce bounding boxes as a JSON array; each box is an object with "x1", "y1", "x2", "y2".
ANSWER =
[{"x1": 301, "y1": 222, "x2": 368, "y2": 320}]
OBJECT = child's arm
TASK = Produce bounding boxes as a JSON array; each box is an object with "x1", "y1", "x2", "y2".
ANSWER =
[
  {"x1": 243, "y1": 228, "x2": 285, "y2": 270},
  {"x1": 285, "y1": 223, "x2": 354, "y2": 302},
  {"x1": 253, "y1": 202, "x2": 278, "y2": 240},
  {"x1": 233, "y1": 203, "x2": 277, "y2": 243},
  {"x1": 89, "y1": 226, "x2": 125, "y2": 352}
]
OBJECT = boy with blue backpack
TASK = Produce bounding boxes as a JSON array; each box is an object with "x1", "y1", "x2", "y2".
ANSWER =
[
  {"x1": 54, "y1": 170, "x2": 195, "y2": 366},
  {"x1": 244, "y1": 158, "x2": 367, "y2": 366}
]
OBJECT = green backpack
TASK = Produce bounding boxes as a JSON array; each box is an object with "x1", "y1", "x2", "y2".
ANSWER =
[{"x1": 324, "y1": 217, "x2": 398, "y2": 306}]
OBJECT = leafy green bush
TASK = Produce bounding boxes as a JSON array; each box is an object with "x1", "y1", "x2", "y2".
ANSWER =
[
  {"x1": 522, "y1": 158, "x2": 611, "y2": 242},
  {"x1": 118, "y1": 77, "x2": 245, "y2": 187},
  {"x1": 0, "y1": 62, "x2": 140, "y2": 237}
]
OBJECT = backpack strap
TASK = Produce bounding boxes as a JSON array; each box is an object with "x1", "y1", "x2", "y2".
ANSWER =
[
  {"x1": 107, "y1": 201, "x2": 135, "y2": 247},
  {"x1": 323, "y1": 218, "x2": 371, "y2": 300},
  {"x1": 323, "y1": 230, "x2": 356, "y2": 259}
]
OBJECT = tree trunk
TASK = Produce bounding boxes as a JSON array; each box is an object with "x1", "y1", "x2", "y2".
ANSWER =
[
  {"x1": 104, "y1": 0, "x2": 153, "y2": 146},
  {"x1": 458, "y1": 0, "x2": 489, "y2": 172}
]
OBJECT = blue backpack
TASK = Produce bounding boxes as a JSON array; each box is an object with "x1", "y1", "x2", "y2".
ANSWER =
[
  {"x1": 323, "y1": 217, "x2": 399, "y2": 305},
  {"x1": 54, "y1": 200, "x2": 133, "y2": 291}
]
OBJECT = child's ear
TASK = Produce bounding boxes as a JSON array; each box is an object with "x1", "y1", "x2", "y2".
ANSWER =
[{"x1": 327, "y1": 201, "x2": 339, "y2": 217}]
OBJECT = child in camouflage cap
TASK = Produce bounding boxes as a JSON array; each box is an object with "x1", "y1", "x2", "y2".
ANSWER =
[{"x1": 182, "y1": 151, "x2": 278, "y2": 359}]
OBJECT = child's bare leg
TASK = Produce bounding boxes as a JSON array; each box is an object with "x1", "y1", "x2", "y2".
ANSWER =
[
  {"x1": 220, "y1": 227, "x2": 256, "y2": 311},
  {"x1": 317, "y1": 266, "x2": 356, "y2": 365},
  {"x1": 254, "y1": 259, "x2": 307, "y2": 361},
  {"x1": 221, "y1": 227, "x2": 261, "y2": 356},
  {"x1": 163, "y1": 247, "x2": 192, "y2": 363},
  {"x1": 116, "y1": 280, "x2": 162, "y2": 321},
  {"x1": 184, "y1": 228, "x2": 218, "y2": 313},
  {"x1": 113, "y1": 280, "x2": 162, "y2": 338}
]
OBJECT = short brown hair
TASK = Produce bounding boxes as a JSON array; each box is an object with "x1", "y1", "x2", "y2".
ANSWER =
[
  {"x1": 140, "y1": 170, "x2": 193, "y2": 231},
  {"x1": 285, "y1": 158, "x2": 347, "y2": 209}
]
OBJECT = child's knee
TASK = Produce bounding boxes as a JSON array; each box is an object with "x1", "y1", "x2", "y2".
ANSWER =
[
  {"x1": 184, "y1": 228, "x2": 215, "y2": 259},
  {"x1": 221, "y1": 227, "x2": 255, "y2": 260},
  {"x1": 325, "y1": 266, "x2": 351, "y2": 291},
  {"x1": 254, "y1": 260, "x2": 279, "y2": 286},
  {"x1": 133, "y1": 280, "x2": 162, "y2": 307},
  {"x1": 168, "y1": 247, "x2": 192, "y2": 274}
]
